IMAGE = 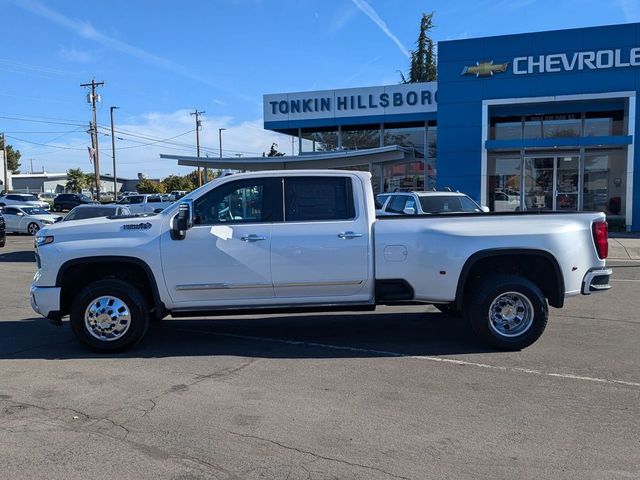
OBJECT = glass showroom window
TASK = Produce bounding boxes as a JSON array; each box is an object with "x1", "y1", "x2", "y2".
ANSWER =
[
  {"x1": 490, "y1": 116, "x2": 522, "y2": 140},
  {"x1": 342, "y1": 126, "x2": 380, "y2": 150},
  {"x1": 300, "y1": 130, "x2": 338, "y2": 152},
  {"x1": 426, "y1": 127, "x2": 437, "y2": 190},
  {"x1": 542, "y1": 114, "x2": 581, "y2": 138},
  {"x1": 583, "y1": 150, "x2": 626, "y2": 217},
  {"x1": 584, "y1": 110, "x2": 625, "y2": 137},
  {"x1": 383, "y1": 161, "x2": 424, "y2": 192},
  {"x1": 384, "y1": 124, "x2": 426, "y2": 157},
  {"x1": 487, "y1": 157, "x2": 521, "y2": 212},
  {"x1": 523, "y1": 116, "x2": 543, "y2": 139}
]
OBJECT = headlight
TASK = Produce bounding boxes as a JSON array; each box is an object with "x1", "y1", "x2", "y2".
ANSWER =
[
  {"x1": 35, "y1": 235, "x2": 54, "y2": 246},
  {"x1": 41, "y1": 220, "x2": 54, "y2": 225}
]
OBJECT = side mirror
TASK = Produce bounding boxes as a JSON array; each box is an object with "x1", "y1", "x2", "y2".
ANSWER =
[
  {"x1": 481, "y1": 206, "x2": 490, "y2": 213},
  {"x1": 403, "y1": 206, "x2": 416, "y2": 215},
  {"x1": 55, "y1": 216, "x2": 63, "y2": 222},
  {"x1": 171, "y1": 199, "x2": 193, "y2": 240}
]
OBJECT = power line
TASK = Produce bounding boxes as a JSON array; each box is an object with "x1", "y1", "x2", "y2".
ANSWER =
[{"x1": 4, "y1": 135, "x2": 87, "y2": 150}]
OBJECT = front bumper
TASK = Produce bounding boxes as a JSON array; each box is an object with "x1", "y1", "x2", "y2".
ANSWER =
[
  {"x1": 30, "y1": 284, "x2": 61, "y2": 319},
  {"x1": 581, "y1": 268, "x2": 613, "y2": 295}
]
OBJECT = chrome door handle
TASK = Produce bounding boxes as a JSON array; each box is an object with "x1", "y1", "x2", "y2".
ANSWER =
[
  {"x1": 338, "y1": 231, "x2": 363, "y2": 239},
  {"x1": 240, "y1": 234, "x2": 267, "y2": 242}
]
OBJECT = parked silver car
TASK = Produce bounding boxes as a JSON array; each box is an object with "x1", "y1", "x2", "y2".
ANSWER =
[{"x1": 0, "y1": 204, "x2": 59, "y2": 235}]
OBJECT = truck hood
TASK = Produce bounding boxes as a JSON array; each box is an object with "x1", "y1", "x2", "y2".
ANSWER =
[{"x1": 39, "y1": 214, "x2": 165, "y2": 243}]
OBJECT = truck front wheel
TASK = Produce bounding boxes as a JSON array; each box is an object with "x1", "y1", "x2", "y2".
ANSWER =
[
  {"x1": 70, "y1": 279, "x2": 149, "y2": 352},
  {"x1": 466, "y1": 275, "x2": 548, "y2": 350}
]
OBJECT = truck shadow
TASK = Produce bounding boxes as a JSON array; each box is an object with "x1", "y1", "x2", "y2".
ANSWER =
[
  {"x1": 0, "y1": 250, "x2": 36, "y2": 263},
  {"x1": 0, "y1": 310, "x2": 496, "y2": 360}
]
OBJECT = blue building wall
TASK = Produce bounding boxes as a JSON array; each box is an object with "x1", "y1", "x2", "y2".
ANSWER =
[{"x1": 437, "y1": 22, "x2": 640, "y2": 229}]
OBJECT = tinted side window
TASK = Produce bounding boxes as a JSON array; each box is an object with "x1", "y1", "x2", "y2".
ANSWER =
[
  {"x1": 193, "y1": 178, "x2": 278, "y2": 225},
  {"x1": 284, "y1": 177, "x2": 355, "y2": 222},
  {"x1": 128, "y1": 196, "x2": 144, "y2": 204},
  {"x1": 4, "y1": 207, "x2": 18, "y2": 215},
  {"x1": 386, "y1": 195, "x2": 407, "y2": 214},
  {"x1": 7, "y1": 195, "x2": 20, "y2": 201}
]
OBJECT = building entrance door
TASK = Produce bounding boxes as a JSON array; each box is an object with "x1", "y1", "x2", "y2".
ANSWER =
[{"x1": 524, "y1": 154, "x2": 579, "y2": 211}]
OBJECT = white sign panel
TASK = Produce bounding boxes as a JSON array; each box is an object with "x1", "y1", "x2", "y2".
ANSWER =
[{"x1": 264, "y1": 82, "x2": 437, "y2": 123}]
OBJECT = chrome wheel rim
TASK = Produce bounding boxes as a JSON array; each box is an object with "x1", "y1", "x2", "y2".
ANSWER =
[
  {"x1": 84, "y1": 296, "x2": 131, "y2": 341},
  {"x1": 28, "y1": 223, "x2": 40, "y2": 235},
  {"x1": 488, "y1": 291, "x2": 534, "y2": 338}
]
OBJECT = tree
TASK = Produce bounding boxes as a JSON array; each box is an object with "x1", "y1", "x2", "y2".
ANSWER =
[
  {"x1": 162, "y1": 174, "x2": 195, "y2": 192},
  {"x1": 66, "y1": 168, "x2": 87, "y2": 193},
  {"x1": 136, "y1": 178, "x2": 165, "y2": 194},
  {"x1": 183, "y1": 168, "x2": 220, "y2": 190},
  {"x1": 0, "y1": 137, "x2": 22, "y2": 173},
  {"x1": 400, "y1": 12, "x2": 437, "y2": 83},
  {"x1": 266, "y1": 143, "x2": 285, "y2": 157}
]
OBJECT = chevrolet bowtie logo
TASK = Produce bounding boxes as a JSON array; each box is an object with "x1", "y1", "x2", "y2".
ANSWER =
[{"x1": 461, "y1": 61, "x2": 509, "y2": 77}]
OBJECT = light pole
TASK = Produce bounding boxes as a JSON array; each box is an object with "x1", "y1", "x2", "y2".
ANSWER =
[
  {"x1": 219, "y1": 128, "x2": 226, "y2": 158},
  {"x1": 110, "y1": 106, "x2": 119, "y2": 199}
]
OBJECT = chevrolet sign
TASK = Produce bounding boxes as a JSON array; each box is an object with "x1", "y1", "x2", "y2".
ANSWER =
[
  {"x1": 461, "y1": 61, "x2": 509, "y2": 77},
  {"x1": 513, "y1": 48, "x2": 640, "y2": 74}
]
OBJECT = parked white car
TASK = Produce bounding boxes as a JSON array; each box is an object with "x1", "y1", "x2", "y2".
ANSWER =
[
  {"x1": 0, "y1": 193, "x2": 51, "y2": 211},
  {"x1": 377, "y1": 191, "x2": 488, "y2": 216},
  {"x1": 1, "y1": 204, "x2": 59, "y2": 235},
  {"x1": 493, "y1": 191, "x2": 521, "y2": 212},
  {"x1": 32, "y1": 170, "x2": 611, "y2": 353},
  {"x1": 116, "y1": 194, "x2": 172, "y2": 214}
]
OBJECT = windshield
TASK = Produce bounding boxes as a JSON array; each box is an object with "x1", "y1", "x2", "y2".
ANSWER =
[
  {"x1": 64, "y1": 207, "x2": 116, "y2": 221},
  {"x1": 21, "y1": 207, "x2": 48, "y2": 215},
  {"x1": 21, "y1": 194, "x2": 39, "y2": 202},
  {"x1": 418, "y1": 195, "x2": 482, "y2": 213}
]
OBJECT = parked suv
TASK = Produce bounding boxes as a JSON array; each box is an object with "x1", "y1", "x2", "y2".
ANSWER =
[
  {"x1": 53, "y1": 193, "x2": 98, "y2": 212},
  {"x1": 376, "y1": 191, "x2": 488, "y2": 216}
]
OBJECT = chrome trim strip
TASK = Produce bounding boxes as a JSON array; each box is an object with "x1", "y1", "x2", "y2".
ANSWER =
[
  {"x1": 275, "y1": 280, "x2": 364, "y2": 288},
  {"x1": 176, "y1": 283, "x2": 272, "y2": 291},
  {"x1": 176, "y1": 280, "x2": 364, "y2": 291}
]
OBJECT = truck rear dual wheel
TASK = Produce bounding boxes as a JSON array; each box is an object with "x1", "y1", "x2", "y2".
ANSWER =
[
  {"x1": 466, "y1": 275, "x2": 548, "y2": 350},
  {"x1": 70, "y1": 279, "x2": 149, "y2": 353}
]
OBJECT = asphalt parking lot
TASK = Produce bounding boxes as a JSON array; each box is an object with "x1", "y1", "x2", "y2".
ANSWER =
[{"x1": 0, "y1": 234, "x2": 638, "y2": 480}]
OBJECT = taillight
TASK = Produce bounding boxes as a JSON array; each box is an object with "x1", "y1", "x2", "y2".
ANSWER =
[{"x1": 592, "y1": 220, "x2": 608, "y2": 259}]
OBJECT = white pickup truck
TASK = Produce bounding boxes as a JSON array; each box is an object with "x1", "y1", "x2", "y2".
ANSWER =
[
  {"x1": 31, "y1": 170, "x2": 612, "y2": 353},
  {"x1": 116, "y1": 194, "x2": 172, "y2": 214}
]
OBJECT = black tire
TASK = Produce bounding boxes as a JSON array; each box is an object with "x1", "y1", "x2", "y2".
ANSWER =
[
  {"x1": 27, "y1": 222, "x2": 40, "y2": 235},
  {"x1": 53, "y1": 204, "x2": 62, "y2": 212},
  {"x1": 70, "y1": 279, "x2": 149, "y2": 353},
  {"x1": 465, "y1": 275, "x2": 548, "y2": 350}
]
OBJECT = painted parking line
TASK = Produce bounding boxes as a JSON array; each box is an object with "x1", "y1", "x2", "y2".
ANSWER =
[{"x1": 164, "y1": 326, "x2": 640, "y2": 389}]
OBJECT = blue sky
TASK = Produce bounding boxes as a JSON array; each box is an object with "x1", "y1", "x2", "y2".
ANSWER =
[{"x1": 1, "y1": 0, "x2": 638, "y2": 179}]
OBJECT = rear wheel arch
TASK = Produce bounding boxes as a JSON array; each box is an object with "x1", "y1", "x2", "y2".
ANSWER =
[
  {"x1": 56, "y1": 256, "x2": 166, "y2": 319},
  {"x1": 454, "y1": 249, "x2": 565, "y2": 312}
]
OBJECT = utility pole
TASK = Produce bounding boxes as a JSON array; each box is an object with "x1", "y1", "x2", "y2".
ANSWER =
[
  {"x1": 110, "y1": 106, "x2": 119, "y2": 199},
  {"x1": 191, "y1": 109, "x2": 205, "y2": 186},
  {"x1": 1, "y1": 133, "x2": 8, "y2": 193},
  {"x1": 81, "y1": 79, "x2": 104, "y2": 200}
]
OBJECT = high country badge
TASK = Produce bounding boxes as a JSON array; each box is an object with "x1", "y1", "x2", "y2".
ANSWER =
[{"x1": 461, "y1": 61, "x2": 509, "y2": 77}]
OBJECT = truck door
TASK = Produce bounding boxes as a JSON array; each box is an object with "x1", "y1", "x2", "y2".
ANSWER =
[
  {"x1": 270, "y1": 175, "x2": 371, "y2": 302},
  {"x1": 160, "y1": 177, "x2": 280, "y2": 307}
]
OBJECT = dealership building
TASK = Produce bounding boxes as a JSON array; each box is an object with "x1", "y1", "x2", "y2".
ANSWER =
[{"x1": 164, "y1": 22, "x2": 640, "y2": 230}]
